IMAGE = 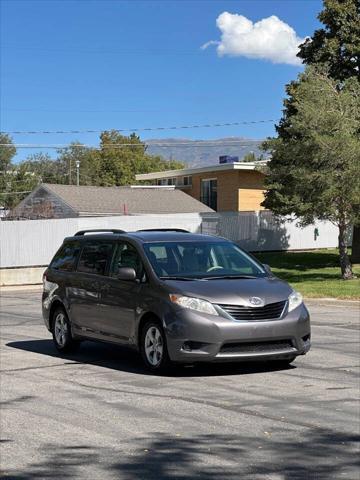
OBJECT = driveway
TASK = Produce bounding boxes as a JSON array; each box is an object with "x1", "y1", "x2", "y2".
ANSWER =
[{"x1": 0, "y1": 289, "x2": 359, "y2": 479}]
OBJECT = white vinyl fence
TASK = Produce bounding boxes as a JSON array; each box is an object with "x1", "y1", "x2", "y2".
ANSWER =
[
  {"x1": 0, "y1": 214, "x2": 204, "y2": 268},
  {"x1": 201, "y1": 211, "x2": 342, "y2": 252},
  {"x1": 0, "y1": 211, "x2": 342, "y2": 269}
]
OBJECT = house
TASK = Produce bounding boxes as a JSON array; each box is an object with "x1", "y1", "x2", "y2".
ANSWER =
[
  {"x1": 135, "y1": 160, "x2": 267, "y2": 212},
  {"x1": 7, "y1": 183, "x2": 214, "y2": 220}
]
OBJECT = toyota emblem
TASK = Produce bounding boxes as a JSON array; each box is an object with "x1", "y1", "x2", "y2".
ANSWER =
[{"x1": 248, "y1": 297, "x2": 264, "y2": 307}]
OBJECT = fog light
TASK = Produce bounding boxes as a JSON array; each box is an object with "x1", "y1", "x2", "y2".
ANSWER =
[
  {"x1": 182, "y1": 341, "x2": 206, "y2": 351},
  {"x1": 182, "y1": 342, "x2": 192, "y2": 351}
]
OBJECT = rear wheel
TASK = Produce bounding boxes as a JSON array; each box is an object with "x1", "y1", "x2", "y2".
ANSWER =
[
  {"x1": 140, "y1": 320, "x2": 171, "y2": 373},
  {"x1": 52, "y1": 307, "x2": 80, "y2": 353}
]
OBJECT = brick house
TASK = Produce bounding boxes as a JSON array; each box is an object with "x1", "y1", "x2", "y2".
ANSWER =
[{"x1": 136, "y1": 160, "x2": 267, "y2": 212}]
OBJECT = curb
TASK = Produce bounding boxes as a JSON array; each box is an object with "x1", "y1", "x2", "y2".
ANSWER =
[
  {"x1": 1, "y1": 284, "x2": 42, "y2": 292},
  {"x1": 304, "y1": 297, "x2": 359, "y2": 307}
]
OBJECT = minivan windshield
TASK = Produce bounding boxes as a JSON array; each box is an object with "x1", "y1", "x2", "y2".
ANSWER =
[{"x1": 143, "y1": 241, "x2": 267, "y2": 279}]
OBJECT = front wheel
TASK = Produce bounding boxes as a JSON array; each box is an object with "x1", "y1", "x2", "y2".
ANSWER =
[
  {"x1": 140, "y1": 321, "x2": 171, "y2": 373},
  {"x1": 52, "y1": 307, "x2": 80, "y2": 353}
]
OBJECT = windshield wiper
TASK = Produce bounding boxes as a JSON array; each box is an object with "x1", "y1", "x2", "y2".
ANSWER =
[
  {"x1": 160, "y1": 276, "x2": 198, "y2": 281},
  {"x1": 203, "y1": 275, "x2": 258, "y2": 280}
]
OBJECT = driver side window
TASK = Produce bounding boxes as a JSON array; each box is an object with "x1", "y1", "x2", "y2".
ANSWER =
[{"x1": 110, "y1": 242, "x2": 145, "y2": 281}]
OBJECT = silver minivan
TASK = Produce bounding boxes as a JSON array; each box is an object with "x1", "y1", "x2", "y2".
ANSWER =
[{"x1": 43, "y1": 229, "x2": 311, "y2": 372}]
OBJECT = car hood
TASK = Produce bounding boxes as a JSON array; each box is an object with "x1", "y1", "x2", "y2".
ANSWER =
[{"x1": 163, "y1": 276, "x2": 292, "y2": 306}]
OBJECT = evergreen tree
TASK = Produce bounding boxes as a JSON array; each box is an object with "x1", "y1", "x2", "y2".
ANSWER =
[
  {"x1": 263, "y1": 0, "x2": 360, "y2": 278},
  {"x1": 263, "y1": 67, "x2": 360, "y2": 279},
  {"x1": 298, "y1": 0, "x2": 360, "y2": 263},
  {"x1": 298, "y1": 0, "x2": 360, "y2": 80}
]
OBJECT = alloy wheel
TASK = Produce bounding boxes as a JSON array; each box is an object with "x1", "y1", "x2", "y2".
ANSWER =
[
  {"x1": 54, "y1": 312, "x2": 68, "y2": 347},
  {"x1": 144, "y1": 326, "x2": 164, "y2": 367}
]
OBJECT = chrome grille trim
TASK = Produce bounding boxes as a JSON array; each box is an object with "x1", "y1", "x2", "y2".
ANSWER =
[{"x1": 218, "y1": 300, "x2": 287, "y2": 321}]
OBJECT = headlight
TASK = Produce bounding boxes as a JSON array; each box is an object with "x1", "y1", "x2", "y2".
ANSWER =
[
  {"x1": 288, "y1": 290, "x2": 303, "y2": 312},
  {"x1": 169, "y1": 294, "x2": 219, "y2": 316}
]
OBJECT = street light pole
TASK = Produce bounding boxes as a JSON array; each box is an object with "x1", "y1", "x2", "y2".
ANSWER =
[{"x1": 75, "y1": 160, "x2": 80, "y2": 186}]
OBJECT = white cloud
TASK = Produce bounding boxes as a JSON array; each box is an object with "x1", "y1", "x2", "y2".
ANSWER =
[{"x1": 202, "y1": 12, "x2": 305, "y2": 66}]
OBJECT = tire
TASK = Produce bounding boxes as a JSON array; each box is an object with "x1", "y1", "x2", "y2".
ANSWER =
[
  {"x1": 140, "y1": 320, "x2": 172, "y2": 373},
  {"x1": 51, "y1": 307, "x2": 80, "y2": 354}
]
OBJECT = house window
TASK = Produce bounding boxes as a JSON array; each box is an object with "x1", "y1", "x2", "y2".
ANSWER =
[
  {"x1": 157, "y1": 178, "x2": 174, "y2": 185},
  {"x1": 201, "y1": 179, "x2": 217, "y2": 210},
  {"x1": 183, "y1": 176, "x2": 192, "y2": 186},
  {"x1": 157, "y1": 176, "x2": 191, "y2": 187}
]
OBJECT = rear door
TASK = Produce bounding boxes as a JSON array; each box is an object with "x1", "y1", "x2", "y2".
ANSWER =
[{"x1": 70, "y1": 240, "x2": 114, "y2": 336}]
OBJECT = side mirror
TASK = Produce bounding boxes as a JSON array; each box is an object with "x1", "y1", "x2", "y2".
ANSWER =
[
  {"x1": 116, "y1": 267, "x2": 137, "y2": 281},
  {"x1": 263, "y1": 263, "x2": 273, "y2": 275}
]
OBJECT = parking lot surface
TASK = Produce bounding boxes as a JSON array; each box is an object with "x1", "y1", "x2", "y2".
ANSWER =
[{"x1": 0, "y1": 289, "x2": 359, "y2": 479}]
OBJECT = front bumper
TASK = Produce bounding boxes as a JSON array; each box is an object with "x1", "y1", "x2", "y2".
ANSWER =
[{"x1": 164, "y1": 303, "x2": 311, "y2": 363}]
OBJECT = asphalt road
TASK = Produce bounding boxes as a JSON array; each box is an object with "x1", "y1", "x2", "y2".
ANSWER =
[{"x1": 0, "y1": 289, "x2": 359, "y2": 480}]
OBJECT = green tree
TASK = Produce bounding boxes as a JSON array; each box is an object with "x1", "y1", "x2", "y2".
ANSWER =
[
  {"x1": 298, "y1": 0, "x2": 360, "y2": 263},
  {"x1": 0, "y1": 134, "x2": 19, "y2": 209},
  {"x1": 56, "y1": 143, "x2": 96, "y2": 185},
  {"x1": 5, "y1": 164, "x2": 40, "y2": 210},
  {"x1": 0, "y1": 133, "x2": 16, "y2": 172},
  {"x1": 22, "y1": 152, "x2": 67, "y2": 184},
  {"x1": 298, "y1": 0, "x2": 360, "y2": 80},
  {"x1": 262, "y1": 67, "x2": 360, "y2": 279},
  {"x1": 92, "y1": 131, "x2": 184, "y2": 186}
]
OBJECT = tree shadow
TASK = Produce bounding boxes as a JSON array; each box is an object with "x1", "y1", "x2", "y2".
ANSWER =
[
  {"x1": 273, "y1": 271, "x2": 353, "y2": 283},
  {"x1": 2, "y1": 445, "x2": 99, "y2": 479},
  {"x1": 109, "y1": 431, "x2": 360, "y2": 480},
  {"x1": 255, "y1": 250, "x2": 341, "y2": 270},
  {"x1": 200, "y1": 212, "x2": 290, "y2": 252},
  {"x1": 2, "y1": 430, "x2": 359, "y2": 479},
  {"x1": 6, "y1": 339, "x2": 295, "y2": 378}
]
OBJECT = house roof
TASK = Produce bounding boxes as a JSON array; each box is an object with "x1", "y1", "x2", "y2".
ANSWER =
[
  {"x1": 40, "y1": 183, "x2": 214, "y2": 215},
  {"x1": 135, "y1": 160, "x2": 268, "y2": 181}
]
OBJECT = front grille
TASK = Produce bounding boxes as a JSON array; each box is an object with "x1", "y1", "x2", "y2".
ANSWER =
[
  {"x1": 218, "y1": 300, "x2": 286, "y2": 321},
  {"x1": 219, "y1": 339, "x2": 294, "y2": 355}
]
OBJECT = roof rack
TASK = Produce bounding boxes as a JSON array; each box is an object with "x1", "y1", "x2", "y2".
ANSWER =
[
  {"x1": 74, "y1": 229, "x2": 126, "y2": 236},
  {"x1": 137, "y1": 228, "x2": 189, "y2": 233}
]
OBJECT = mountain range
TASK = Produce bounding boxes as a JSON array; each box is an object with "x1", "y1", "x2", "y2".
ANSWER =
[{"x1": 146, "y1": 137, "x2": 265, "y2": 167}]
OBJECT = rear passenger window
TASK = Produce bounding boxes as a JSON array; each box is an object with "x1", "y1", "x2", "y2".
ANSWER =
[
  {"x1": 77, "y1": 242, "x2": 113, "y2": 276},
  {"x1": 51, "y1": 242, "x2": 81, "y2": 271}
]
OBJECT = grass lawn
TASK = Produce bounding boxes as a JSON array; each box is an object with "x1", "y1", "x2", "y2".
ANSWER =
[{"x1": 254, "y1": 249, "x2": 360, "y2": 300}]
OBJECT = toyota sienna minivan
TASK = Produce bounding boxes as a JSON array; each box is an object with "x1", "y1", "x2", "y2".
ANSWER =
[{"x1": 42, "y1": 229, "x2": 311, "y2": 372}]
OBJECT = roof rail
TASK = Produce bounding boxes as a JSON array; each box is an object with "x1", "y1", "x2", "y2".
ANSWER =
[
  {"x1": 74, "y1": 229, "x2": 126, "y2": 236},
  {"x1": 137, "y1": 228, "x2": 189, "y2": 233}
]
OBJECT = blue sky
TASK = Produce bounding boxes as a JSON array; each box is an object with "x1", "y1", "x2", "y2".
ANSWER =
[{"x1": 0, "y1": 0, "x2": 322, "y2": 162}]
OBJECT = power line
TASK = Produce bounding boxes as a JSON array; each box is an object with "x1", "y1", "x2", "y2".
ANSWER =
[
  {"x1": 0, "y1": 119, "x2": 276, "y2": 135},
  {"x1": 0, "y1": 141, "x2": 263, "y2": 149}
]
